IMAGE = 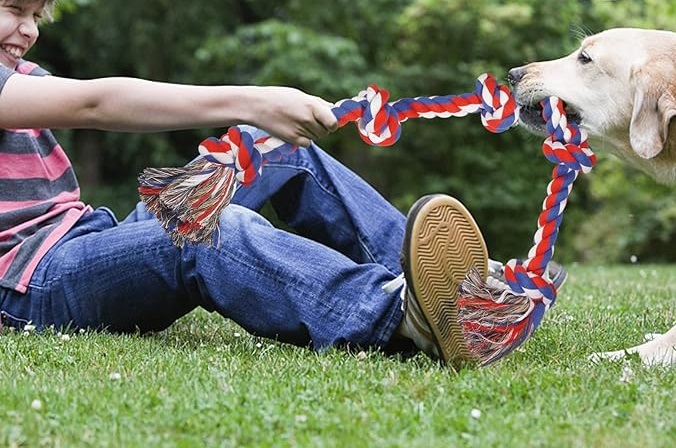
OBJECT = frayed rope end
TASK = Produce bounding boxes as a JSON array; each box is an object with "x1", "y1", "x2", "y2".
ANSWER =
[
  {"x1": 138, "y1": 158, "x2": 238, "y2": 247},
  {"x1": 458, "y1": 267, "x2": 542, "y2": 366}
]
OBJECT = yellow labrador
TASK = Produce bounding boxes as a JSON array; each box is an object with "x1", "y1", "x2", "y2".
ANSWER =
[{"x1": 508, "y1": 27, "x2": 676, "y2": 366}]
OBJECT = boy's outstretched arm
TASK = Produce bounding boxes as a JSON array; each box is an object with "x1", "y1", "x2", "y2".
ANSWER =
[{"x1": 0, "y1": 74, "x2": 338, "y2": 147}]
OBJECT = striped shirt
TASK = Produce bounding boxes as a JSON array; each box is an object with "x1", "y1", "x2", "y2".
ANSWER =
[{"x1": 0, "y1": 60, "x2": 89, "y2": 293}]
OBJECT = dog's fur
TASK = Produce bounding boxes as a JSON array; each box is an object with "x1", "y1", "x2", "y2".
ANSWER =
[{"x1": 508, "y1": 27, "x2": 676, "y2": 366}]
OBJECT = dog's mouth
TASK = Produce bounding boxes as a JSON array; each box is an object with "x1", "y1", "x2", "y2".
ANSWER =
[{"x1": 517, "y1": 100, "x2": 582, "y2": 134}]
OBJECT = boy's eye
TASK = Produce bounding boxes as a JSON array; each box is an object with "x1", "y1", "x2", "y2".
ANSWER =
[
  {"x1": 3, "y1": 3, "x2": 43, "y2": 22},
  {"x1": 5, "y1": 4, "x2": 23, "y2": 14}
]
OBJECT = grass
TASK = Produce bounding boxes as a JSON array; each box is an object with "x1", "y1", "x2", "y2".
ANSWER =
[{"x1": 1, "y1": 264, "x2": 674, "y2": 448}]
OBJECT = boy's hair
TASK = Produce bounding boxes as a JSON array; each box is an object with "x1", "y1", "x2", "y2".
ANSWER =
[
  {"x1": 37, "y1": 0, "x2": 58, "y2": 21},
  {"x1": 43, "y1": 0, "x2": 57, "y2": 21}
]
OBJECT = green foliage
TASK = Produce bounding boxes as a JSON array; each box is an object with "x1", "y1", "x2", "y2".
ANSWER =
[
  {"x1": 193, "y1": 20, "x2": 368, "y2": 98},
  {"x1": 28, "y1": 0, "x2": 676, "y2": 262}
]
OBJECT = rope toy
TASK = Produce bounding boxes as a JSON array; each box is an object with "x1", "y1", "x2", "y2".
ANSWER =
[
  {"x1": 138, "y1": 73, "x2": 516, "y2": 246},
  {"x1": 137, "y1": 73, "x2": 594, "y2": 365}
]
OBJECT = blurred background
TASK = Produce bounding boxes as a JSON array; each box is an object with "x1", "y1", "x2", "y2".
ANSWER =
[{"x1": 33, "y1": 0, "x2": 676, "y2": 264}]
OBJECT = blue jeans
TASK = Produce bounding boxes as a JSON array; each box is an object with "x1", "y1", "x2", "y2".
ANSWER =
[{"x1": 0, "y1": 127, "x2": 406, "y2": 350}]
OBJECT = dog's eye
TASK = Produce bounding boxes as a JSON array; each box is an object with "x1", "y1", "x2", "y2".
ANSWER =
[{"x1": 577, "y1": 50, "x2": 592, "y2": 65}]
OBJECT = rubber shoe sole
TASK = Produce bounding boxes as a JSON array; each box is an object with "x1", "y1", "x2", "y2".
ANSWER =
[{"x1": 401, "y1": 194, "x2": 488, "y2": 368}]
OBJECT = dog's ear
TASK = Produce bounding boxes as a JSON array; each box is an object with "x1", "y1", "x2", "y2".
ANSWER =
[{"x1": 629, "y1": 60, "x2": 676, "y2": 159}]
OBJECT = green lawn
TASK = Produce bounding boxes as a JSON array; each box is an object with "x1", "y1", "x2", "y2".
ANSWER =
[{"x1": 1, "y1": 264, "x2": 674, "y2": 448}]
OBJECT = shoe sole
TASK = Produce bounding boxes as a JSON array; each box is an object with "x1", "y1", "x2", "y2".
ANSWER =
[{"x1": 402, "y1": 195, "x2": 488, "y2": 368}]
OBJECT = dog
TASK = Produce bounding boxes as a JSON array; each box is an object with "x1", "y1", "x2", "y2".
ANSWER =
[{"x1": 507, "y1": 27, "x2": 676, "y2": 366}]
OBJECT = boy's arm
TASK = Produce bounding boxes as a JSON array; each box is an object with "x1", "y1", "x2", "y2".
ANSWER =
[{"x1": 0, "y1": 74, "x2": 337, "y2": 147}]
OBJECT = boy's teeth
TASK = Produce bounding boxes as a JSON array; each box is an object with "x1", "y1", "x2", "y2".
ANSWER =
[{"x1": 1, "y1": 46, "x2": 21, "y2": 57}]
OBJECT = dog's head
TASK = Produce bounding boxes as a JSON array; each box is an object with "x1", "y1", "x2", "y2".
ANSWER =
[{"x1": 508, "y1": 28, "x2": 676, "y2": 160}]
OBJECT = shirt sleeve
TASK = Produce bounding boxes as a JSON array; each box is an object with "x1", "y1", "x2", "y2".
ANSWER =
[
  {"x1": 0, "y1": 64, "x2": 15, "y2": 94},
  {"x1": 0, "y1": 60, "x2": 50, "y2": 96}
]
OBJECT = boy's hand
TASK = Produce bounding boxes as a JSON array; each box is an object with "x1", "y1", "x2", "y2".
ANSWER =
[{"x1": 245, "y1": 86, "x2": 339, "y2": 147}]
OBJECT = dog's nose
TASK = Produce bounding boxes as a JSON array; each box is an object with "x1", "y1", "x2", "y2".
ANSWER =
[{"x1": 507, "y1": 67, "x2": 524, "y2": 86}]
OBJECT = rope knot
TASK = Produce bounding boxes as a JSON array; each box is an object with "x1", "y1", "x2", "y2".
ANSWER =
[
  {"x1": 541, "y1": 98, "x2": 596, "y2": 173},
  {"x1": 198, "y1": 127, "x2": 297, "y2": 186},
  {"x1": 335, "y1": 85, "x2": 403, "y2": 146},
  {"x1": 503, "y1": 259, "x2": 556, "y2": 309},
  {"x1": 475, "y1": 73, "x2": 519, "y2": 133},
  {"x1": 198, "y1": 128, "x2": 261, "y2": 185},
  {"x1": 542, "y1": 139, "x2": 596, "y2": 173}
]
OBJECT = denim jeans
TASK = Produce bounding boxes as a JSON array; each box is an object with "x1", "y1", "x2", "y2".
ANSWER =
[{"x1": 0, "y1": 127, "x2": 406, "y2": 350}]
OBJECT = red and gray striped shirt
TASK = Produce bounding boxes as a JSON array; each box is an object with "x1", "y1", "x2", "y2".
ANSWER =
[{"x1": 0, "y1": 60, "x2": 89, "y2": 293}]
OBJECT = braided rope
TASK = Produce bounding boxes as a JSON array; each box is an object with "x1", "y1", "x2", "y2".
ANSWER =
[
  {"x1": 334, "y1": 73, "x2": 518, "y2": 146},
  {"x1": 458, "y1": 97, "x2": 595, "y2": 365},
  {"x1": 189, "y1": 73, "x2": 518, "y2": 187},
  {"x1": 138, "y1": 73, "x2": 594, "y2": 366},
  {"x1": 506, "y1": 99, "x2": 594, "y2": 298}
]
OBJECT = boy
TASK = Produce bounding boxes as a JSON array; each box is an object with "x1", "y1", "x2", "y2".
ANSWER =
[{"x1": 0, "y1": 0, "x2": 565, "y2": 369}]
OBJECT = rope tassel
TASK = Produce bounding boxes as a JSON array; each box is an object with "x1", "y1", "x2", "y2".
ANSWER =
[{"x1": 138, "y1": 158, "x2": 238, "y2": 247}]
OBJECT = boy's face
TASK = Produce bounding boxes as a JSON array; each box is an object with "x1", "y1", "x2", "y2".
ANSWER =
[{"x1": 0, "y1": 1, "x2": 47, "y2": 68}]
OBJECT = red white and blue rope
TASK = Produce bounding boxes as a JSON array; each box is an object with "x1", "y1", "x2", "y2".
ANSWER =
[
  {"x1": 460, "y1": 97, "x2": 595, "y2": 365},
  {"x1": 507, "y1": 100, "x2": 594, "y2": 301},
  {"x1": 138, "y1": 73, "x2": 594, "y2": 366},
  {"x1": 192, "y1": 73, "x2": 518, "y2": 186}
]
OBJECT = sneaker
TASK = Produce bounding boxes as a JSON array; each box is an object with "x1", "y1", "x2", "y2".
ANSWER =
[
  {"x1": 399, "y1": 194, "x2": 488, "y2": 369},
  {"x1": 486, "y1": 259, "x2": 568, "y2": 291}
]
